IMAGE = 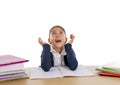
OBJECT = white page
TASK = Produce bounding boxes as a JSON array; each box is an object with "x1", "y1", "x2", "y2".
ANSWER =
[
  {"x1": 30, "y1": 65, "x2": 94, "y2": 79},
  {"x1": 30, "y1": 67, "x2": 62, "y2": 79},
  {"x1": 58, "y1": 65, "x2": 94, "y2": 77},
  {"x1": 103, "y1": 62, "x2": 120, "y2": 70},
  {"x1": 0, "y1": 63, "x2": 24, "y2": 72}
]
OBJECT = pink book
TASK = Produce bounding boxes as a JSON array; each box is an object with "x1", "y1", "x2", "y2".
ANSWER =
[{"x1": 0, "y1": 55, "x2": 29, "y2": 66}]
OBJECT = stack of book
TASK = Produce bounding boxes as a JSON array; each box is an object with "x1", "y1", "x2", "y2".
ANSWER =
[
  {"x1": 96, "y1": 62, "x2": 120, "y2": 77},
  {"x1": 0, "y1": 55, "x2": 29, "y2": 82}
]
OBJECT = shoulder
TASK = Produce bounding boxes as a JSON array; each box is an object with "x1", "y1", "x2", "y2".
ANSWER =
[
  {"x1": 43, "y1": 44, "x2": 50, "y2": 48},
  {"x1": 65, "y1": 43, "x2": 72, "y2": 48}
]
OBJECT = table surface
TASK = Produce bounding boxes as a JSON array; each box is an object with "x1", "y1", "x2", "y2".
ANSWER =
[{"x1": 0, "y1": 66, "x2": 120, "y2": 85}]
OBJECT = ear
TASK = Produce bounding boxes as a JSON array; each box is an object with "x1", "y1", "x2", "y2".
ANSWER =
[
  {"x1": 48, "y1": 38, "x2": 51, "y2": 44},
  {"x1": 65, "y1": 37, "x2": 67, "y2": 43}
]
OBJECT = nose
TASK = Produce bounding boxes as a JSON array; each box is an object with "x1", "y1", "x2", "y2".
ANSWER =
[{"x1": 56, "y1": 33, "x2": 60, "y2": 36}]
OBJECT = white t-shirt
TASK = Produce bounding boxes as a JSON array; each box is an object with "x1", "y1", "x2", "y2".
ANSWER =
[{"x1": 50, "y1": 46, "x2": 66, "y2": 66}]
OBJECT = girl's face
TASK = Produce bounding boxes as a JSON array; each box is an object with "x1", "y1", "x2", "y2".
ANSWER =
[{"x1": 48, "y1": 27, "x2": 67, "y2": 49}]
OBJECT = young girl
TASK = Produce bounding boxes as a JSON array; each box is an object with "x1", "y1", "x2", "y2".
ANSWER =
[{"x1": 38, "y1": 25, "x2": 78, "y2": 71}]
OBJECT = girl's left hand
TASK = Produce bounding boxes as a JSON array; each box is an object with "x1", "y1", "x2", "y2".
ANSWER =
[{"x1": 68, "y1": 34, "x2": 75, "y2": 44}]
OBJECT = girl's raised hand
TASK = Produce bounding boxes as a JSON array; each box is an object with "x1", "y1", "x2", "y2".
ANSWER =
[
  {"x1": 38, "y1": 37, "x2": 47, "y2": 46},
  {"x1": 68, "y1": 34, "x2": 75, "y2": 44}
]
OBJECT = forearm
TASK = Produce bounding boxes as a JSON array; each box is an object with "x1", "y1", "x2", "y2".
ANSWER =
[
  {"x1": 40, "y1": 44, "x2": 53, "y2": 71},
  {"x1": 65, "y1": 43, "x2": 78, "y2": 70}
]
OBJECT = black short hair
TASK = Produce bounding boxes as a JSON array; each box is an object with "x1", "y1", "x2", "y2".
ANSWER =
[{"x1": 49, "y1": 25, "x2": 66, "y2": 37}]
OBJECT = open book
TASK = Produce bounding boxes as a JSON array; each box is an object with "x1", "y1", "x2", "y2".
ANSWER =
[{"x1": 30, "y1": 65, "x2": 94, "y2": 79}]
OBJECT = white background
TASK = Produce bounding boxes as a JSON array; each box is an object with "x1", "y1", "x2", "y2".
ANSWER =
[{"x1": 0, "y1": 0, "x2": 120, "y2": 67}]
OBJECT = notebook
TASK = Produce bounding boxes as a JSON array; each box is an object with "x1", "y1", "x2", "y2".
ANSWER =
[
  {"x1": 102, "y1": 62, "x2": 120, "y2": 70},
  {"x1": 0, "y1": 55, "x2": 29, "y2": 66},
  {"x1": 30, "y1": 65, "x2": 94, "y2": 79},
  {"x1": 0, "y1": 63, "x2": 24, "y2": 73}
]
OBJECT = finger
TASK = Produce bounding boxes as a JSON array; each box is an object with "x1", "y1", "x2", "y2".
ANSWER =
[
  {"x1": 38, "y1": 38, "x2": 41, "y2": 42},
  {"x1": 70, "y1": 34, "x2": 75, "y2": 39},
  {"x1": 38, "y1": 37, "x2": 43, "y2": 43}
]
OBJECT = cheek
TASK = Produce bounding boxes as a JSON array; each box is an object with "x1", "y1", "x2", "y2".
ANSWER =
[
  {"x1": 49, "y1": 38, "x2": 54, "y2": 43},
  {"x1": 49, "y1": 39, "x2": 53, "y2": 43},
  {"x1": 63, "y1": 38, "x2": 67, "y2": 43}
]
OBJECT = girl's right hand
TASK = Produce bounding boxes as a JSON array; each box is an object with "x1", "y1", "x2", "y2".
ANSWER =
[{"x1": 38, "y1": 37, "x2": 47, "y2": 46}]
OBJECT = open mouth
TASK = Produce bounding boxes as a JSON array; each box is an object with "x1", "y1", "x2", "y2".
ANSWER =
[{"x1": 55, "y1": 40, "x2": 61, "y2": 43}]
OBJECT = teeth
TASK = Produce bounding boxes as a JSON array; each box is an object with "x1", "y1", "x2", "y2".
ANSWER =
[{"x1": 56, "y1": 40, "x2": 61, "y2": 42}]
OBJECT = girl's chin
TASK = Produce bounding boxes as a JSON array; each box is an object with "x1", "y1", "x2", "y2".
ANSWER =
[{"x1": 54, "y1": 45, "x2": 64, "y2": 48}]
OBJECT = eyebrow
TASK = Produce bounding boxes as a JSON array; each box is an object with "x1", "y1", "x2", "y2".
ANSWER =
[
  {"x1": 49, "y1": 27, "x2": 66, "y2": 37},
  {"x1": 51, "y1": 29, "x2": 64, "y2": 32}
]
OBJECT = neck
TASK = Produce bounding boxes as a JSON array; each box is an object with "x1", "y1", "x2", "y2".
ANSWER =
[{"x1": 53, "y1": 46, "x2": 63, "y2": 54}]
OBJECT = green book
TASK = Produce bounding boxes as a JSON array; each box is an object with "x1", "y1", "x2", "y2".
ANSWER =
[
  {"x1": 96, "y1": 66, "x2": 120, "y2": 73},
  {"x1": 0, "y1": 76, "x2": 28, "y2": 82}
]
